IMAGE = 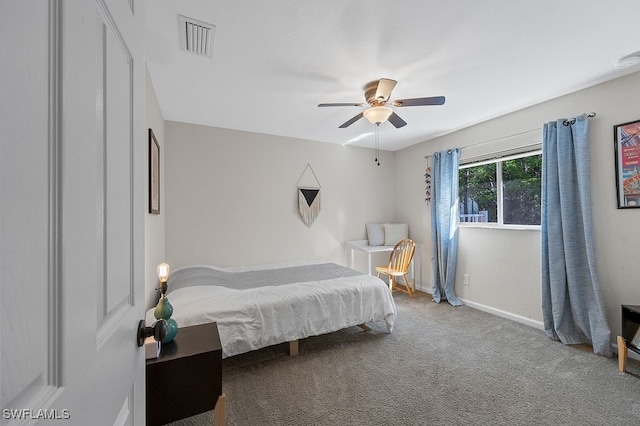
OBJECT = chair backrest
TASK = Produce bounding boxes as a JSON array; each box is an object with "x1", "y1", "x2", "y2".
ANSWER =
[{"x1": 388, "y1": 239, "x2": 415, "y2": 273}]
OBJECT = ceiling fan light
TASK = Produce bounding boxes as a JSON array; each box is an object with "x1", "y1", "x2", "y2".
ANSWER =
[{"x1": 363, "y1": 106, "x2": 393, "y2": 124}]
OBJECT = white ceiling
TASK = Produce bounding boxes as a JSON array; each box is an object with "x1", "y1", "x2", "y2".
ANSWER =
[{"x1": 144, "y1": 0, "x2": 640, "y2": 151}]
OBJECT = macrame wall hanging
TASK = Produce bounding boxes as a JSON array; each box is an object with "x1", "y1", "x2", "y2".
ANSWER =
[{"x1": 297, "y1": 164, "x2": 321, "y2": 227}]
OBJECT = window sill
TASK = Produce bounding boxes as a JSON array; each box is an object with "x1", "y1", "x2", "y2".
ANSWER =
[{"x1": 458, "y1": 223, "x2": 540, "y2": 231}]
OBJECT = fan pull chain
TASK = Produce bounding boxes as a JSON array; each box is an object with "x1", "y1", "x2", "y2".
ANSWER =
[{"x1": 374, "y1": 123, "x2": 381, "y2": 166}]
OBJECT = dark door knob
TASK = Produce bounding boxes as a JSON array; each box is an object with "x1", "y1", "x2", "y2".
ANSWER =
[{"x1": 137, "y1": 319, "x2": 168, "y2": 347}]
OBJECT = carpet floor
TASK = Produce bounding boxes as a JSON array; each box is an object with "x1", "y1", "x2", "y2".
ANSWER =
[{"x1": 166, "y1": 293, "x2": 640, "y2": 426}]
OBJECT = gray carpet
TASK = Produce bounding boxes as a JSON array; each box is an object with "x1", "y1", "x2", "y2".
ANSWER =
[{"x1": 166, "y1": 294, "x2": 640, "y2": 426}]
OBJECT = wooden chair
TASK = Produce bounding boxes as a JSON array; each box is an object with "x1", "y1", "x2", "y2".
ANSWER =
[{"x1": 376, "y1": 239, "x2": 416, "y2": 298}]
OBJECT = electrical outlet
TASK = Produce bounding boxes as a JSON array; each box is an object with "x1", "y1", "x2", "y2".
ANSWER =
[{"x1": 463, "y1": 274, "x2": 469, "y2": 285}]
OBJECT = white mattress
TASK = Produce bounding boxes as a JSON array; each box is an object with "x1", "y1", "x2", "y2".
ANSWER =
[{"x1": 145, "y1": 261, "x2": 397, "y2": 358}]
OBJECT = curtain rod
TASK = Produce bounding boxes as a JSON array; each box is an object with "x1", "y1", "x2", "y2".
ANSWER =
[{"x1": 424, "y1": 112, "x2": 596, "y2": 159}]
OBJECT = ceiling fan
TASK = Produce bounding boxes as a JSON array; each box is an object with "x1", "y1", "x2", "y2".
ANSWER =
[{"x1": 318, "y1": 78, "x2": 445, "y2": 129}]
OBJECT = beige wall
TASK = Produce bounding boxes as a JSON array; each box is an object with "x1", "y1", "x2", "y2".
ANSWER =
[
  {"x1": 145, "y1": 65, "x2": 166, "y2": 309},
  {"x1": 163, "y1": 122, "x2": 397, "y2": 271},
  {"x1": 395, "y1": 70, "x2": 640, "y2": 339}
]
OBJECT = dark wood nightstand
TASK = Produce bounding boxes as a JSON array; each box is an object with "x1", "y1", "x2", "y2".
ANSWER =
[{"x1": 146, "y1": 322, "x2": 225, "y2": 425}]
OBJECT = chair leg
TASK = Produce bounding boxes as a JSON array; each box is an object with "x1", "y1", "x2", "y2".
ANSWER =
[
  {"x1": 388, "y1": 276, "x2": 394, "y2": 292},
  {"x1": 402, "y1": 275, "x2": 414, "y2": 298},
  {"x1": 618, "y1": 336, "x2": 627, "y2": 372}
]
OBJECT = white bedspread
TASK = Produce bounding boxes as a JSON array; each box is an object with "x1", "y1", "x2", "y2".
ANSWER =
[{"x1": 145, "y1": 261, "x2": 397, "y2": 358}]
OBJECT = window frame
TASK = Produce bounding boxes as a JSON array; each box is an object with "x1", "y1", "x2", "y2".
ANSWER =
[{"x1": 458, "y1": 149, "x2": 542, "y2": 230}]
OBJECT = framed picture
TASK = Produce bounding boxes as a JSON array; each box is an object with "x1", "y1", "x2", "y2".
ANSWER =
[
  {"x1": 614, "y1": 119, "x2": 640, "y2": 208},
  {"x1": 149, "y1": 129, "x2": 160, "y2": 214}
]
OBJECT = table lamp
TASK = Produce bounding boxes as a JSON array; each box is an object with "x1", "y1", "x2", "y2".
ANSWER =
[{"x1": 153, "y1": 262, "x2": 179, "y2": 343}]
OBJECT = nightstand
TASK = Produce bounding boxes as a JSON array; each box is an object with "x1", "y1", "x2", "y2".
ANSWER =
[{"x1": 146, "y1": 322, "x2": 225, "y2": 425}]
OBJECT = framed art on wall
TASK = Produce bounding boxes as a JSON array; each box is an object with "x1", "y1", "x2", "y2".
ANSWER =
[
  {"x1": 149, "y1": 129, "x2": 160, "y2": 214},
  {"x1": 614, "y1": 119, "x2": 640, "y2": 208}
]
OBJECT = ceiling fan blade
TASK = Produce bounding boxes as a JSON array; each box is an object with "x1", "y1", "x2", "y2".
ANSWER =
[
  {"x1": 375, "y1": 78, "x2": 397, "y2": 102},
  {"x1": 388, "y1": 112, "x2": 407, "y2": 128},
  {"x1": 393, "y1": 96, "x2": 445, "y2": 107},
  {"x1": 339, "y1": 112, "x2": 364, "y2": 128},
  {"x1": 318, "y1": 103, "x2": 365, "y2": 107}
]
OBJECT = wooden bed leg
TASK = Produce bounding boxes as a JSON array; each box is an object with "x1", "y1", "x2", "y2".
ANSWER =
[
  {"x1": 288, "y1": 340, "x2": 299, "y2": 356},
  {"x1": 357, "y1": 324, "x2": 371, "y2": 332},
  {"x1": 213, "y1": 393, "x2": 226, "y2": 426},
  {"x1": 618, "y1": 336, "x2": 627, "y2": 372}
]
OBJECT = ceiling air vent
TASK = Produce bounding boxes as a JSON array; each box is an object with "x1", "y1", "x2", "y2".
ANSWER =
[{"x1": 179, "y1": 15, "x2": 215, "y2": 58}]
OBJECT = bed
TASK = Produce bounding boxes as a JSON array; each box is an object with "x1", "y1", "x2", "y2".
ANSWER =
[{"x1": 145, "y1": 260, "x2": 397, "y2": 358}]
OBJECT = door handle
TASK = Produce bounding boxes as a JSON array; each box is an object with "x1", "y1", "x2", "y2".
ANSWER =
[{"x1": 137, "y1": 319, "x2": 168, "y2": 347}]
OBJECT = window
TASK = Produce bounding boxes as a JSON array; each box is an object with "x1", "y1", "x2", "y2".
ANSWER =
[{"x1": 458, "y1": 151, "x2": 542, "y2": 226}]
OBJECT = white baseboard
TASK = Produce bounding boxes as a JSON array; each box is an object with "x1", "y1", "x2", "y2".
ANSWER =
[
  {"x1": 415, "y1": 284, "x2": 544, "y2": 330},
  {"x1": 459, "y1": 298, "x2": 545, "y2": 330}
]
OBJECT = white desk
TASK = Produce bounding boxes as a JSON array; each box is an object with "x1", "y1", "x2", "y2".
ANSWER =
[{"x1": 345, "y1": 240, "x2": 415, "y2": 288}]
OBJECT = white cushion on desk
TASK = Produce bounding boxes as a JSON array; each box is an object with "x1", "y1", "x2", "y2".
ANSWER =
[
  {"x1": 366, "y1": 223, "x2": 385, "y2": 246},
  {"x1": 384, "y1": 223, "x2": 408, "y2": 246}
]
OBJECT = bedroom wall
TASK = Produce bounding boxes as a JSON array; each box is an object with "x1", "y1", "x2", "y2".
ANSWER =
[
  {"x1": 163, "y1": 122, "x2": 397, "y2": 271},
  {"x1": 145, "y1": 65, "x2": 166, "y2": 309},
  {"x1": 395, "y1": 70, "x2": 640, "y2": 344}
]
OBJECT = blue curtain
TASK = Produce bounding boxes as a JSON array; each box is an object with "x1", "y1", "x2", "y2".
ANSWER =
[
  {"x1": 431, "y1": 149, "x2": 463, "y2": 306},
  {"x1": 541, "y1": 114, "x2": 611, "y2": 356}
]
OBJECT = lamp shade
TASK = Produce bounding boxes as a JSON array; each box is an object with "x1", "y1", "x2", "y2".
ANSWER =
[
  {"x1": 363, "y1": 106, "x2": 393, "y2": 124},
  {"x1": 157, "y1": 262, "x2": 170, "y2": 283}
]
